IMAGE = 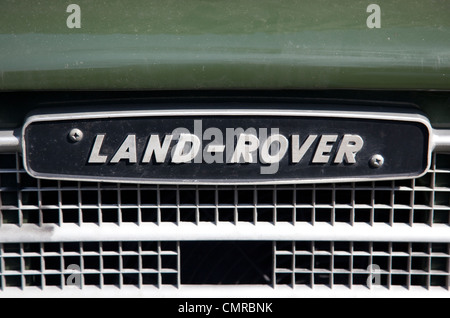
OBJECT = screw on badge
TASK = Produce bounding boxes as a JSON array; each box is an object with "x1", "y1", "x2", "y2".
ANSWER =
[
  {"x1": 370, "y1": 154, "x2": 384, "y2": 168},
  {"x1": 68, "y1": 128, "x2": 83, "y2": 142}
]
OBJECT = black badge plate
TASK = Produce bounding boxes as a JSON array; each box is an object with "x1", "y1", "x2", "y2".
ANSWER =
[{"x1": 23, "y1": 110, "x2": 431, "y2": 184}]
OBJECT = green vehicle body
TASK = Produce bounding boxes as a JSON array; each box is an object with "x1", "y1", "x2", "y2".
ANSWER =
[{"x1": 0, "y1": 0, "x2": 449, "y2": 127}]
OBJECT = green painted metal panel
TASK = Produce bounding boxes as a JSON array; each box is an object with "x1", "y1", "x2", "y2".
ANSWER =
[{"x1": 0, "y1": 0, "x2": 449, "y2": 90}]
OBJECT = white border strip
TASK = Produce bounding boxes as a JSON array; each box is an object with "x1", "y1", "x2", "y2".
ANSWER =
[
  {"x1": 1, "y1": 223, "x2": 449, "y2": 243},
  {"x1": 0, "y1": 285, "x2": 448, "y2": 298}
]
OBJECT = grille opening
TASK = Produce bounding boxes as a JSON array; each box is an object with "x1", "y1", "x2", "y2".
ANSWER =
[
  {"x1": 315, "y1": 190, "x2": 332, "y2": 205},
  {"x1": 334, "y1": 209, "x2": 351, "y2": 223},
  {"x1": 5, "y1": 276, "x2": 21, "y2": 287},
  {"x1": 1, "y1": 191, "x2": 18, "y2": 206},
  {"x1": 277, "y1": 207, "x2": 293, "y2": 223},
  {"x1": 238, "y1": 190, "x2": 253, "y2": 205},
  {"x1": 433, "y1": 211, "x2": 449, "y2": 224},
  {"x1": 355, "y1": 190, "x2": 371, "y2": 205},
  {"x1": 355, "y1": 209, "x2": 371, "y2": 223},
  {"x1": 101, "y1": 190, "x2": 118, "y2": 205},
  {"x1": 414, "y1": 191, "x2": 432, "y2": 207},
  {"x1": 25, "y1": 275, "x2": 41, "y2": 287},
  {"x1": 374, "y1": 209, "x2": 390, "y2": 223},
  {"x1": 179, "y1": 190, "x2": 196, "y2": 205},
  {"x1": 435, "y1": 174, "x2": 450, "y2": 187},
  {"x1": 296, "y1": 189, "x2": 312, "y2": 204},
  {"x1": 218, "y1": 208, "x2": 234, "y2": 222},
  {"x1": 199, "y1": 190, "x2": 216, "y2": 205},
  {"x1": 180, "y1": 241, "x2": 272, "y2": 285},
  {"x1": 315, "y1": 208, "x2": 332, "y2": 223},
  {"x1": 161, "y1": 208, "x2": 177, "y2": 223},
  {"x1": 122, "y1": 208, "x2": 138, "y2": 223},
  {"x1": 414, "y1": 210, "x2": 431, "y2": 224},
  {"x1": 64, "y1": 256, "x2": 80, "y2": 268},
  {"x1": 0, "y1": 154, "x2": 16, "y2": 169},
  {"x1": 45, "y1": 275, "x2": 61, "y2": 287},
  {"x1": 0, "y1": 175, "x2": 16, "y2": 188},
  {"x1": 296, "y1": 208, "x2": 312, "y2": 223},
  {"x1": 436, "y1": 154, "x2": 450, "y2": 169},
  {"x1": 257, "y1": 208, "x2": 273, "y2": 222},
  {"x1": 84, "y1": 274, "x2": 101, "y2": 286},
  {"x1": 2, "y1": 210, "x2": 18, "y2": 224},
  {"x1": 82, "y1": 209, "x2": 98, "y2": 223},
  {"x1": 277, "y1": 190, "x2": 293, "y2": 205},
  {"x1": 256, "y1": 190, "x2": 272, "y2": 205},
  {"x1": 335, "y1": 190, "x2": 352, "y2": 204},
  {"x1": 100, "y1": 207, "x2": 115, "y2": 223},
  {"x1": 435, "y1": 192, "x2": 450, "y2": 206},
  {"x1": 63, "y1": 242, "x2": 80, "y2": 253},
  {"x1": 141, "y1": 190, "x2": 157, "y2": 204},
  {"x1": 81, "y1": 190, "x2": 97, "y2": 205},
  {"x1": 43, "y1": 209, "x2": 59, "y2": 224},
  {"x1": 160, "y1": 190, "x2": 176, "y2": 205},
  {"x1": 394, "y1": 210, "x2": 411, "y2": 224},
  {"x1": 394, "y1": 191, "x2": 410, "y2": 206},
  {"x1": 141, "y1": 208, "x2": 157, "y2": 223},
  {"x1": 61, "y1": 191, "x2": 78, "y2": 205},
  {"x1": 62, "y1": 209, "x2": 78, "y2": 224},
  {"x1": 121, "y1": 190, "x2": 138, "y2": 205},
  {"x1": 219, "y1": 190, "x2": 235, "y2": 204},
  {"x1": 22, "y1": 192, "x2": 38, "y2": 206},
  {"x1": 237, "y1": 208, "x2": 252, "y2": 222}
]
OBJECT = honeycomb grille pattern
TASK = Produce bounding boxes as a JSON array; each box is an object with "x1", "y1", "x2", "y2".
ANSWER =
[
  {"x1": 0, "y1": 241, "x2": 448, "y2": 290},
  {"x1": 274, "y1": 241, "x2": 450, "y2": 289},
  {"x1": 0, "y1": 152, "x2": 449, "y2": 293},
  {"x1": 0, "y1": 153, "x2": 449, "y2": 227},
  {"x1": 0, "y1": 241, "x2": 179, "y2": 289}
]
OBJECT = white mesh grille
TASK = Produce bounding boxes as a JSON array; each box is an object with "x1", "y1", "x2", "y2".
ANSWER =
[
  {"x1": 0, "y1": 241, "x2": 179, "y2": 290},
  {"x1": 0, "y1": 152, "x2": 449, "y2": 295},
  {"x1": 0, "y1": 241, "x2": 449, "y2": 291},
  {"x1": 274, "y1": 241, "x2": 450, "y2": 289},
  {"x1": 1, "y1": 153, "x2": 449, "y2": 227}
]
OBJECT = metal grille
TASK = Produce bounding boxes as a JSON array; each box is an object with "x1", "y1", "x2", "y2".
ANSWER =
[
  {"x1": 0, "y1": 240, "x2": 449, "y2": 291},
  {"x1": 274, "y1": 241, "x2": 450, "y2": 289},
  {"x1": 0, "y1": 241, "x2": 179, "y2": 290},
  {"x1": 0, "y1": 152, "x2": 449, "y2": 295},
  {"x1": 1, "y1": 153, "x2": 449, "y2": 227}
]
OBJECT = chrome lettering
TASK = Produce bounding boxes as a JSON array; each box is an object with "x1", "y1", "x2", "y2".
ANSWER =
[
  {"x1": 87, "y1": 130, "x2": 365, "y2": 171},
  {"x1": 142, "y1": 134, "x2": 173, "y2": 163},
  {"x1": 88, "y1": 134, "x2": 108, "y2": 163},
  {"x1": 334, "y1": 134, "x2": 364, "y2": 164},
  {"x1": 230, "y1": 133, "x2": 260, "y2": 163},
  {"x1": 260, "y1": 134, "x2": 288, "y2": 164},
  {"x1": 203, "y1": 127, "x2": 225, "y2": 164},
  {"x1": 291, "y1": 135, "x2": 317, "y2": 163},
  {"x1": 312, "y1": 135, "x2": 338, "y2": 163},
  {"x1": 171, "y1": 133, "x2": 201, "y2": 163},
  {"x1": 110, "y1": 134, "x2": 137, "y2": 163}
]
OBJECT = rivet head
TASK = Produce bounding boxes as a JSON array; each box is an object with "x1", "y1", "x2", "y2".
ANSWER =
[
  {"x1": 370, "y1": 154, "x2": 384, "y2": 168},
  {"x1": 68, "y1": 128, "x2": 83, "y2": 142}
]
